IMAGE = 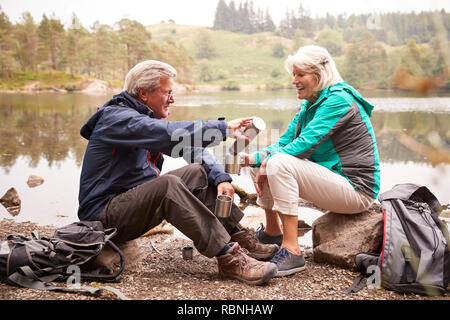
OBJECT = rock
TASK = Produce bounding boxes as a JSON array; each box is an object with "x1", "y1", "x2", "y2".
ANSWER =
[
  {"x1": 312, "y1": 204, "x2": 383, "y2": 270},
  {"x1": 86, "y1": 239, "x2": 143, "y2": 274},
  {"x1": 78, "y1": 79, "x2": 113, "y2": 93},
  {"x1": 27, "y1": 175, "x2": 44, "y2": 188},
  {"x1": 0, "y1": 187, "x2": 21, "y2": 216},
  {"x1": 298, "y1": 219, "x2": 312, "y2": 236},
  {"x1": 142, "y1": 220, "x2": 174, "y2": 236},
  {"x1": 23, "y1": 81, "x2": 40, "y2": 92}
]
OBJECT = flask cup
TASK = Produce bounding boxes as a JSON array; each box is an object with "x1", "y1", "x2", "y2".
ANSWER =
[
  {"x1": 229, "y1": 117, "x2": 266, "y2": 155},
  {"x1": 214, "y1": 194, "x2": 233, "y2": 218},
  {"x1": 182, "y1": 246, "x2": 194, "y2": 260},
  {"x1": 224, "y1": 153, "x2": 241, "y2": 174}
]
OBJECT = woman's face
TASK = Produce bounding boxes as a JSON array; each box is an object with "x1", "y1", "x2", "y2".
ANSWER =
[{"x1": 292, "y1": 65, "x2": 319, "y2": 103}]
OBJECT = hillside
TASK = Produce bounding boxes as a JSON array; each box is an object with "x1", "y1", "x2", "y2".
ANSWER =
[{"x1": 148, "y1": 24, "x2": 295, "y2": 89}]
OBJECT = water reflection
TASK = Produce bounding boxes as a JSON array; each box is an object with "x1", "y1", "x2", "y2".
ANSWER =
[
  {"x1": 0, "y1": 91, "x2": 449, "y2": 227},
  {"x1": 1, "y1": 92, "x2": 449, "y2": 170}
]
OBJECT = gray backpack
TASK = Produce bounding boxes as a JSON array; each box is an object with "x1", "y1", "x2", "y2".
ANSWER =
[
  {"x1": 0, "y1": 221, "x2": 125, "y2": 296},
  {"x1": 347, "y1": 184, "x2": 450, "y2": 296}
]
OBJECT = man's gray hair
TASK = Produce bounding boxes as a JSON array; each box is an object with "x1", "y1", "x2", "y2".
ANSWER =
[
  {"x1": 124, "y1": 60, "x2": 177, "y2": 98},
  {"x1": 284, "y1": 45, "x2": 343, "y2": 92}
]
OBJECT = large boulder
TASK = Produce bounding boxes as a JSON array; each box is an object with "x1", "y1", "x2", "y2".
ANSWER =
[
  {"x1": 312, "y1": 204, "x2": 383, "y2": 270},
  {"x1": 0, "y1": 187, "x2": 21, "y2": 216},
  {"x1": 86, "y1": 239, "x2": 143, "y2": 274}
]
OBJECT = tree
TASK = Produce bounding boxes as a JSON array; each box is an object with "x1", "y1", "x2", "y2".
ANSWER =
[
  {"x1": 0, "y1": 8, "x2": 15, "y2": 79},
  {"x1": 115, "y1": 18, "x2": 152, "y2": 70},
  {"x1": 342, "y1": 32, "x2": 388, "y2": 89},
  {"x1": 272, "y1": 43, "x2": 285, "y2": 58},
  {"x1": 213, "y1": 0, "x2": 229, "y2": 31},
  {"x1": 291, "y1": 29, "x2": 305, "y2": 53},
  {"x1": 38, "y1": 14, "x2": 65, "y2": 73},
  {"x1": 65, "y1": 13, "x2": 86, "y2": 76},
  {"x1": 14, "y1": 12, "x2": 38, "y2": 72},
  {"x1": 194, "y1": 30, "x2": 216, "y2": 59},
  {"x1": 316, "y1": 27, "x2": 345, "y2": 56},
  {"x1": 90, "y1": 22, "x2": 116, "y2": 79},
  {"x1": 263, "y1": 8, "x2": 276, "y2": 32}
]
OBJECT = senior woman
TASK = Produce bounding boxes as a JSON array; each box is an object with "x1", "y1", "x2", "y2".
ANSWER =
[{"x1": 240, "y1": 45, "x2": 380, "y2": 277}]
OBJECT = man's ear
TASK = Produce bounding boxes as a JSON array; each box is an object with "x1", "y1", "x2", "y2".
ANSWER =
[{"x1": 137, "y1": 88, "x2": 148, "y2": 102}]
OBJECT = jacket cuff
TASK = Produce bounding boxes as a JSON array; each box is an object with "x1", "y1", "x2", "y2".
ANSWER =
[
  {"x1": 251, "y1": 150, "x2": 272, "y2": 168},
  {"x1": 213, "y1": 173, "x2": 233, "y2": 186}
]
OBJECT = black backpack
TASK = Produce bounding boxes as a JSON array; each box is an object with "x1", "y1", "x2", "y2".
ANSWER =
[
  {"x1": 346, "y1": 183, "x2": 450, "y2": 296},
  {"x1": 0, "y1": 221, "x2": 126, "y2": 297}
]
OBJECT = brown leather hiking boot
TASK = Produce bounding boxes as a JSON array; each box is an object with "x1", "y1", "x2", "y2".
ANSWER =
[
  {"x1": 230, "y1": 229, "x2": 279, "y2": 260},
  {"x1": 217, "y1": 243, "x2": 277, "y2": 286}
]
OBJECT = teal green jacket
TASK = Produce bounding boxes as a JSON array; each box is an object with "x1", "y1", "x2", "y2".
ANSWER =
[{"x1": 252, "y1": 82, "x2": 380, "y2": 199}]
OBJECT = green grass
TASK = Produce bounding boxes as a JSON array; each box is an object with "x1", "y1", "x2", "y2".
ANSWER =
[{"x1": 0, "y1": 71, "x2": 84, "y2": 90}]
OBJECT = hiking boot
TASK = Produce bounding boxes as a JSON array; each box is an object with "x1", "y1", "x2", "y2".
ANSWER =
[
  {"x1": 217, "y1": 242, "x2": 277, "y2": 286},
  {"x1": 253, "y1": 223, "x2": 283, "y2": 246},
  {"x1": 230, "y1": 228, "x2": 279, "y2": 260},
  {"x1": 270, "y1": 248, "x2": 306, "y2": 277}
]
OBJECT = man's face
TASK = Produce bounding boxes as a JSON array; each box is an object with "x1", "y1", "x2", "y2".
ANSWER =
[{"x1": 139, "y1": 77, "x2": 175, "y2": 119}]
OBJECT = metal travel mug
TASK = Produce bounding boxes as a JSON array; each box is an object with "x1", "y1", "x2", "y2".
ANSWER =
[
  {"x1": 214, "y1": 194, "x2": 233, "y2": 218},
  {"x1": 229, "y1": 117, "x2": 266, "y2": 155},
  {"x1": 182, "y1": 246, "x2": 194, "y2": 260},
  {"x1": 224, "y1": 153, "x2": 241, "y2": 174}
]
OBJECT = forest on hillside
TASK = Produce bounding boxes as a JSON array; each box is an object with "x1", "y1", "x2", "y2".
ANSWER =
[{"x1": 0, "y1": 1, "x2": 449, "y2": 92}]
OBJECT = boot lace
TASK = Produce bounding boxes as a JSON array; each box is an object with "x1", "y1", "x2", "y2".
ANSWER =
[{"x1": 271, "y1": 248, "x2": 289, "y2": 265}]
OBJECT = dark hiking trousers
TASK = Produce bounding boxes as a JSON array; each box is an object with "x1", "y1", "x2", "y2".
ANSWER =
[{"x1": 99, "y1": 163, "x2": 244, "y2": 257}]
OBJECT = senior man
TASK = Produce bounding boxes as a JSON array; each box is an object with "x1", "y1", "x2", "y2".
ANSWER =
[{"x1": 78, "y1": 60, "x2": 278, "y2": 285}]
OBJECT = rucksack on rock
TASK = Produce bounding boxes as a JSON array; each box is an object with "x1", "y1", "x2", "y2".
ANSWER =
[
  {"x1": 0, "y1": 221, "x2": 125, "y2": 297},
  {"x1": 347, "y1": 183, "x2": 450, "y2": 296}
]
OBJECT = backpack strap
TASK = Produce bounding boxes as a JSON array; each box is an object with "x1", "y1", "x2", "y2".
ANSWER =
[
  {"x1": 104, "y1": 228, "x2": 118, "y2": 243},
  {"x1": 8, "y1": 266, "x2": 130, "y2": 299},
  {"x1": 7, "y1": 266, "x2": 101, "y2": 295},
  {"x1": 345, "y1": 274, "x2": 368, "y2": 293}
]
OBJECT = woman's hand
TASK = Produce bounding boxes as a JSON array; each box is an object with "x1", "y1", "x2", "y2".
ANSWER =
[
  {"x1": 254, "y1": 159, "x2": 268, "y2": 197},
  {"x1": 239, "y1": 153, "x2": 255, "y2": 168},
  {"x1": 217, "y1": 181, "x2": 235, "y2": 200},
  {"x1": 226, "y1": 117, "x2": 254, "y2": 141}
]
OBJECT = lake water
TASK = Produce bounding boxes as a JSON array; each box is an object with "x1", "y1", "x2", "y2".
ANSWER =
[{"x1": 1, "y1": 90, "x2": 449, "y2": 237}]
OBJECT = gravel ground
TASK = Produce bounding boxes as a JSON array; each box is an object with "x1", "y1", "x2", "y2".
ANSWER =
[{"x1": 0, "y1": 219, "x2": 448, "y2": 301}]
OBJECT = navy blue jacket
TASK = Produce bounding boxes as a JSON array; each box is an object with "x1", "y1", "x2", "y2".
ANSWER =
[{"x1": 78, "y1": 91, "x2": 231, "y2": 221}]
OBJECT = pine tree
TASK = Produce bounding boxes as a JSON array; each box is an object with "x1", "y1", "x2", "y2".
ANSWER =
[
  {"x1": 37, "y1": 14, "x2": 65, "y2": 73},
  {"x1": 213, "y1": 0, "x2": 229, "y2": 30},
  {"x1": 65, "y1": 13, "x2": 85, "y2": 76},
  {"x1": 0, "y1": 8, "x2": 14, "y2": 79},
  {"x1": 14, "y1": 12, "x2": 38, "y2": 72},
  {"x1": 264, "y1": 8, "x2": 276, "y2": 32}
]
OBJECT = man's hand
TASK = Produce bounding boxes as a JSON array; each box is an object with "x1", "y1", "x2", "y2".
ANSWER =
[
  {"x1": 217, "y1": 181, "x2": 235, "y2": 200},
  {"x1": 226, "y1": 117, "x2": 254, "y2": 141},
  {"x1": 254, "y1": 159, "x2": 268, "y2": 197},
  {"x1": 239, "y1": 153, "x2": 255, "y2": 168}
]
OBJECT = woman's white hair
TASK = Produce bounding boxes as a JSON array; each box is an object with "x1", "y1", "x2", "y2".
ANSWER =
[
  {"x1": 124, "y1": 60, "x2": 177, "y2": 98},
  {"x1": 284, "y1": 45, "x2": 343, "y2": 92}
]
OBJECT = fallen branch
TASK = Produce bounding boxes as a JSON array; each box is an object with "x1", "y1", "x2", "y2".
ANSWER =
[{"x1": 232, "y1": 184, "x2": 257, "y2": 210}]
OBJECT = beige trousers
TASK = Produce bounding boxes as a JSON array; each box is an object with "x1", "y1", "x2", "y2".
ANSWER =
[{"x1": 250, "y1": 153, "x2": 374, "y2": 216}]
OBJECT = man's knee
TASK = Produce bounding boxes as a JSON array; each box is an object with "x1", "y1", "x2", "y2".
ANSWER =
[
  {"x1": 186, "y1": 163, "x2": 206, "y2": 175},
  {"x1": 157, "y1": 174, "x2": 184, "y2": 190}
]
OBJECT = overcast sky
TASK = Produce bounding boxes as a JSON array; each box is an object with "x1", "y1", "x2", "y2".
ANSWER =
[{"x1": 1, "y1": 0, "x2": 449, "y2": 28}]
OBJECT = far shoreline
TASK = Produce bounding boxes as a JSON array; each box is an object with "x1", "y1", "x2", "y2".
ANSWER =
[{"x1": 1, "y1": 84, "x2": 449, "y2": 96}]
